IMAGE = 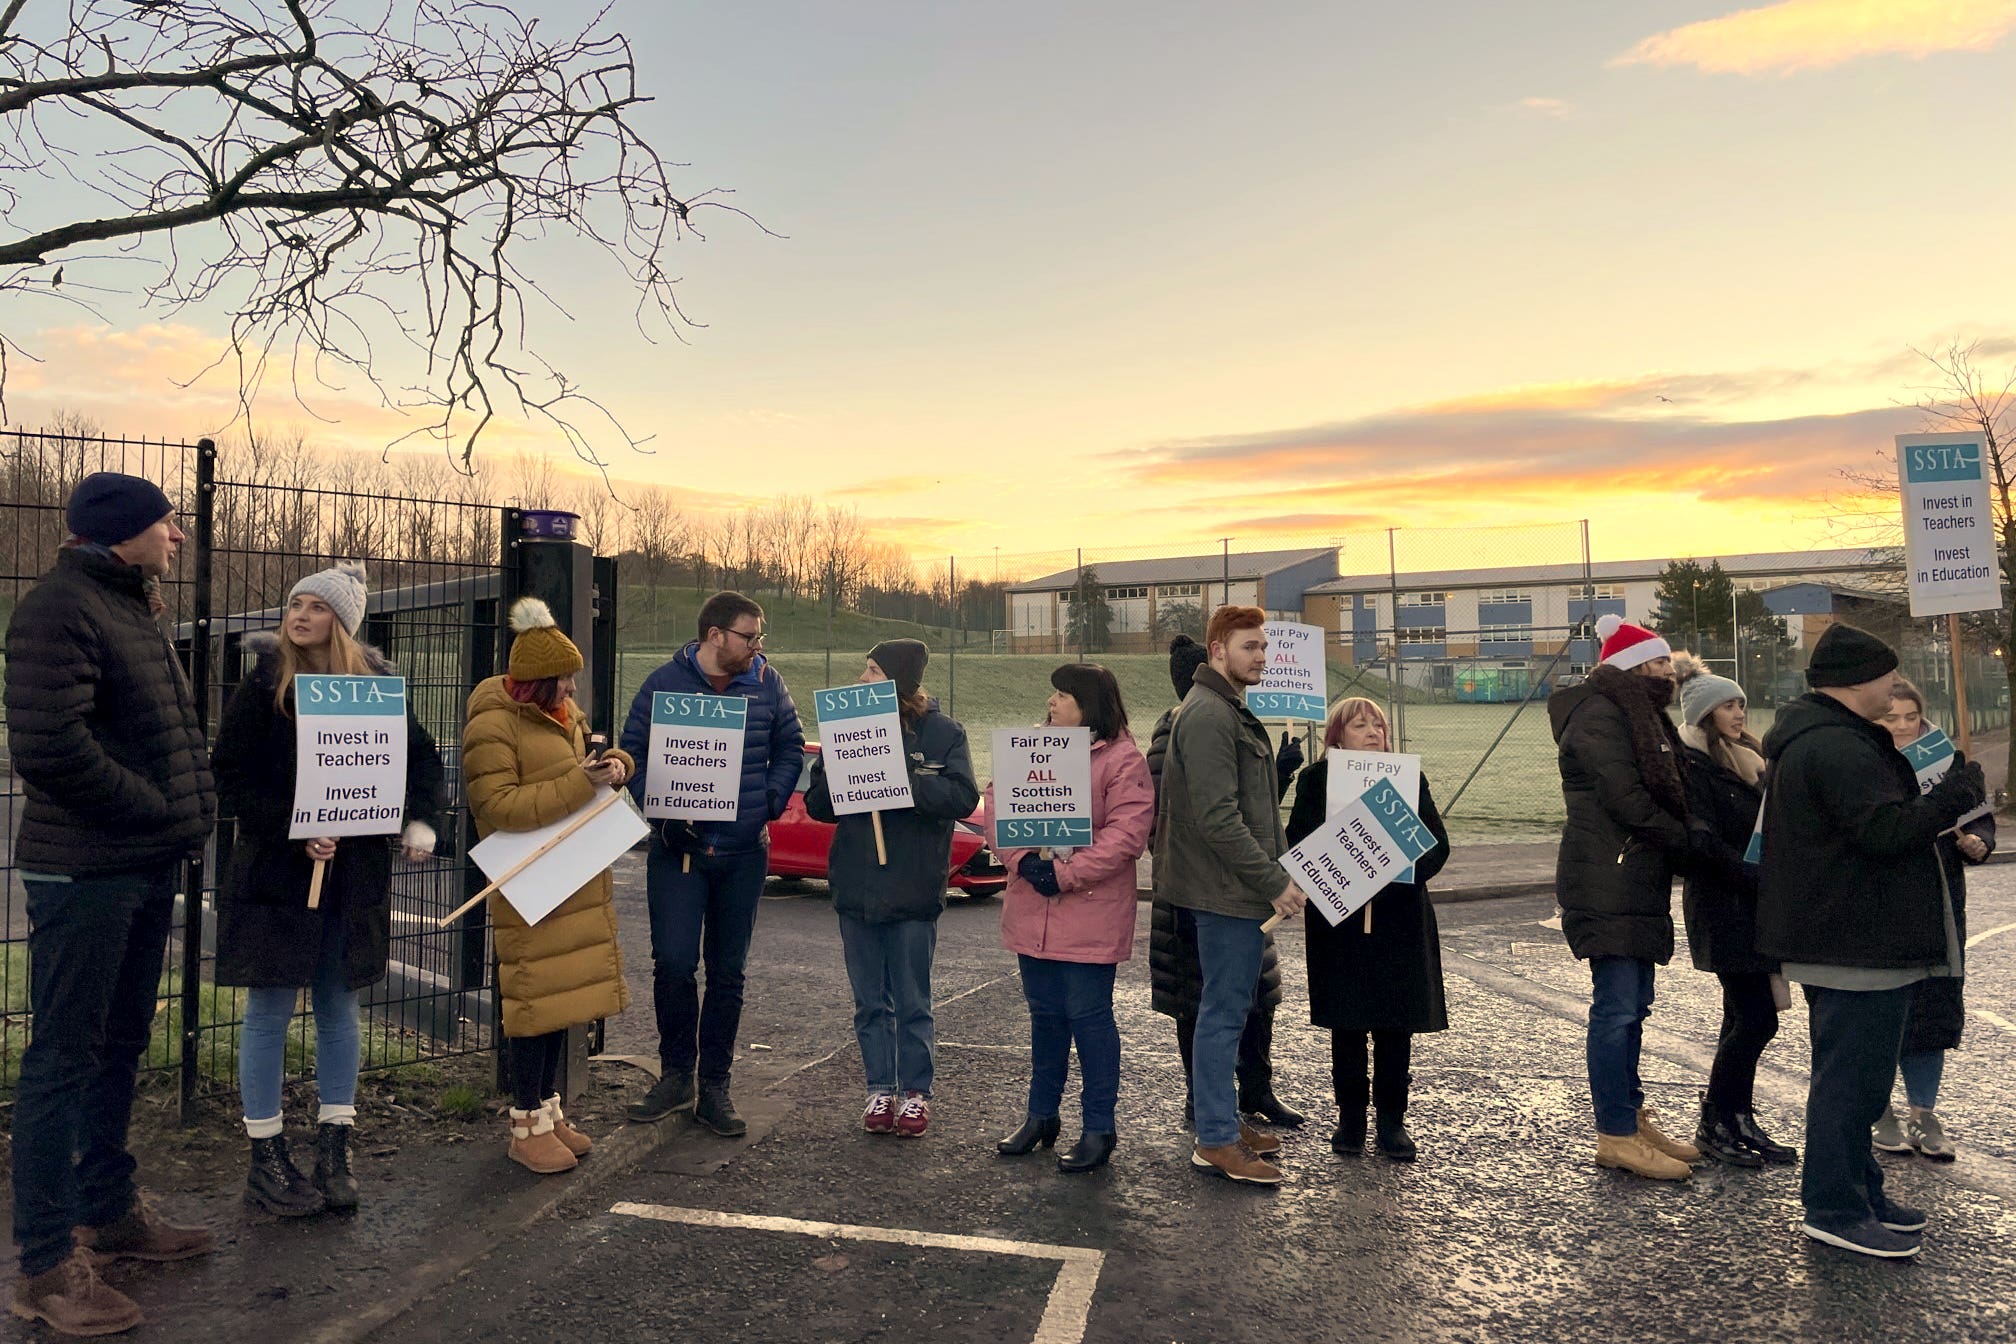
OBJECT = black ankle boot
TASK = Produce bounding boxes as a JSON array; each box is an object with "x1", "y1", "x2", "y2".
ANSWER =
[
  {"x1": 997, "y1": 1114, "x2": 1062, "y2": 1156},
  {"x1": 1057, "y1": 1132, "x2": 1116, "y2": 1174},
  {"x1": 1374, "y1": 1114, "x2": 1417, "y2": 1162},
  {"x1": 313, "y1": 1123, "x2": 360, "y2": 1210},
  {"x1": 696, "y1": 1084, "x2": 747, "y2": 1137},
  {"x1": 1694, "y1": 1094, "x2": 1764, "y2": 1168},
  {"x1": 246, "y1": 1135, "x2": 326, "y2": 1217},
  {"x1": 1240, "y1": 1087, "x2": 1309, "y2": 1129},
  {"x1": 1330, "y1": 1105, "x2": 1367, "y2": 1154},
  {"x1": 1731, "y1": 1109, "x2": 1798, "y2": 1166}
]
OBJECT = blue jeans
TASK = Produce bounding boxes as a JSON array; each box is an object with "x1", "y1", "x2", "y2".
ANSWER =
[
  {"x1": 838, "y1": 915, "x2": 937, "y2": 1097},
  {"x1": 11, "y1": 864, "x2": 178, "y2": 1276},
  {"x1": 238, "y1": 918, "x2": 360, "y2": 1129},
  {"x1": 1588, "y1": 956, "x2": 1657, "y2": 1136},
  {"x1": 1188, "y1": 909, "x2": 1265, "y2": 1148},
  {"x1": 1803, "y1": 983, "x2": 1913, "y2": 1229},
  {"x1": 1019, "y1": 956, "x2": 1120, "y2": 1133},
  {"x1": 1899, "y1": 1049, "x2": 1945, "y2": 1111},
  {"x1": 646, "y1": 844, "x2": 769, "y2": 1084}
]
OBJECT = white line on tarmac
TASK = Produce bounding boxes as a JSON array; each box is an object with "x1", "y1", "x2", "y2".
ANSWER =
[
  {"x1": 608, "y1": 1202, "x2": 1104, "y2": 1344},
  {"x1": 1966, "y1": 920, "x2": 2016, "y2": 950},
  {"x1": 1976, "y1": 1008, "x2": 2016, "y2": 1035}
]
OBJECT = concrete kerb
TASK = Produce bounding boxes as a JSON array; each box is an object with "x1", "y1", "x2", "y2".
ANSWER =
[{"x1": 298, "y1": 1102, "x2": 777, "y2": 1344}]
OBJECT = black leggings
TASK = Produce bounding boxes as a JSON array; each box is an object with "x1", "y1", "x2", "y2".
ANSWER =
[
  {"x1": 1332, "y1": 1030, "x2": 1413, "y2": 1115},
  {"x1": 1705, "y1": 972, "x2": 1779, "y2": 1114},
  {"x1": 508, "y1": 1030, "x2": 567, "y2": 1112}
]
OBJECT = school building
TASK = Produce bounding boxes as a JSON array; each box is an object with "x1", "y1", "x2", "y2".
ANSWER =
[{"x1": 1002, "y1": 548, "x2": 1337, "y2": 653}]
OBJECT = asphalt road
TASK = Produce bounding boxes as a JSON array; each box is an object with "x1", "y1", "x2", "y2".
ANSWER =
[{"x1": 362, "y1": 861, "x2": 2016, "y2": 1344}]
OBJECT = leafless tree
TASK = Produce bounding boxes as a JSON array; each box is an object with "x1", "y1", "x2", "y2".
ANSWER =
[
  {"x1": 570, "y1": 478, "x2": 622, "y2": 556},
  {"x1": 812, "y1": 505, "x2": 870, "y2": 618},
  {"x1": 0, "y1": 1, "x2": 758, "y2": 469}
]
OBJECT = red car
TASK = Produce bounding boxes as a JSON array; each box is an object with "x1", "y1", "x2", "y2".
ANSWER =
[{"x1": 768, "y1": 745, "x2": 1008, "y2": 898}]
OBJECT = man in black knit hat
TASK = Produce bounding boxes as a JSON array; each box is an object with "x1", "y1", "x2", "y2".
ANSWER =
[{"x1": 1759, "y1": 623, "x2": 1985, "y2": 1259}]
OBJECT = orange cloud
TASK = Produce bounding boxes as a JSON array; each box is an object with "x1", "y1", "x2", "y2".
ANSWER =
[
  {"x1": 1615, "y1": 0, "x2": 2016, "y2": 76},
  {"x1": 828, "y1": 474, "x2": 945, "y2": 499}
]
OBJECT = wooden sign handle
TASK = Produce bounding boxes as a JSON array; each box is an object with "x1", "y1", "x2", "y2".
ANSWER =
[
  {"x1": 1260, "y1": 912, "x2": 1284, "y2": 933},
  {"x1": 1363, "y1": 902, "x2": 1373, "y2": 935},
  {"x1": 436, "y1": 790, "x2": 624, "y2": 929},
  {"x1": 871, "y1": 811, "x2": 888, "y2": 866},
  {"x1": 682, "y1": 854, "x2": 691, "y2": 874},
  {"x1": 307, "y1": 858, "x2": 327, "y2": 911}
]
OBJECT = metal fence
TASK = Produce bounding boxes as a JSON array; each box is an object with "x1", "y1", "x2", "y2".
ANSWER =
[{"x1": 0, "y1": 428, "x2": 590, "y2": 1114}]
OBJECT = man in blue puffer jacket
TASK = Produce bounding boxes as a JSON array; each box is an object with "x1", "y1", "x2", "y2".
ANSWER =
[{"x1": 620, "y1": 592, "x2": 804, "y2": 1135}]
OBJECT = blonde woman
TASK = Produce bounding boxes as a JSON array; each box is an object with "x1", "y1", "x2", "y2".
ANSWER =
[
  {"x1": 1284, "y1": 697, "x2": 1450, "y2": 1161},
  {"x1": 212, "y1": 562, "x2": 444, "y2": 1215}
]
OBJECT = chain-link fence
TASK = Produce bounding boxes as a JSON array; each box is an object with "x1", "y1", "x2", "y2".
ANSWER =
[{"x1": 613, "y1": 522, "x2": 2008, "y2": 847}]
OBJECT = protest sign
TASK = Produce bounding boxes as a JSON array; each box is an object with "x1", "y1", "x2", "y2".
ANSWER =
[
  {"x1": 815, "y1": 681, "x2": 913, "y2": 864},
  {"x1": 459, "y1": 788, "x2": 649, "y2": 928},
  {"x1": 1246, "y1": 621, "x2": 1327, "y2": 722},
  {"x1": 1897, "y1": 433, "x2": 2001, "y2": 618},
  {"x1": 1327, "y1": 749, "x2": 1423, "y2": 883},
  {"x1": 1279, "y1": 776, "x2": 1438, "y2": 927},
  {"x1": 641, "y1": 692, "x2": 748, "y2": 820},
  {"x1": 991, "y1": 726, "x2": 1093, "y2": 850},
  {"x1": 291, "y1": 674, "x2": 409, "y2": 841},
  {"x1": 1900, "y1": 724, "x2": 1956, "y2": 795}
]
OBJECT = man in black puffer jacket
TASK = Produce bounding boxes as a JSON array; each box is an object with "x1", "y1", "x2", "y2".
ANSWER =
[
  {"x1": 1548, "y1": 614, "x2": 1700, "y2": 1182},
  {"x1": 1758, "y1": 624, "x2": 1985, "y2": 1260},
  {"x1": 6, "y1": 473, "x2": 218, "y2": 1335}
]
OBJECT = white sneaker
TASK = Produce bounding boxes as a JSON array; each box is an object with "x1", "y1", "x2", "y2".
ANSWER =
[
  {"x1": 1907, "y1": 1110, "x2": 1956, "y2": 1162},
  {"x1": 1871, "y1": 1105, "x2": 1911, "y2": 1153}
]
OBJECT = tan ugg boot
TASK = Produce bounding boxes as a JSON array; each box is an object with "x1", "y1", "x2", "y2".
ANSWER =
[
  {"x1": 1637, "y1": 1106, "x2": 1702, "y2": 1163},
  {"x1": 544, "y1": 1095, "x2": 593, "y2": 1157},
  {"x1": 508, "y1": 1108, "x2": 579, "y2": 1174},
  {"x1": 1595, "y1": 1131, "x2": 1692, "y2": 1181}
]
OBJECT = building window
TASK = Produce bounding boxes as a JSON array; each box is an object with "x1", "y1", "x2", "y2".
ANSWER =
[
  {"x1": 1398, "y1": 626, "x2": 1445, "y2": 645},
  {"x1": 1398, "y1": 592, "x2": 1447, "y2": 608},
  {"x1": 1361, "y1": 594, "x2": 1377, "y2": 609},
  {"x1": 1159, "y1": 583, "x2": 1201, "y2": 598},
  {"x1": 1479, "y1": 624, "x2": 1534, "y2": 642},
  {"x1": 1475, "y1": 589, "x2": 1535, "y2": 606},
  {"x1": 1107, "y1": 586, "x2": 1148, "y2": 600}
]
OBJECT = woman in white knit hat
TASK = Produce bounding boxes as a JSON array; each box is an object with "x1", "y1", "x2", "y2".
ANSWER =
[
  {"x1": 1672, "y1": 653, "x2": 1797, "y2": 1169},
  {"x1": 211, "y1": 561, "x2": 445, "y2": 1217}
]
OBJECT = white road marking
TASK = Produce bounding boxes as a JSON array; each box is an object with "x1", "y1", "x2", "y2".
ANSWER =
[
  {"x1": 1966, "y1": 920, "x2": 2016, "y2": 951},
  {"x1": 1976, "y1": 1008, "x2": 2016, "y2": 1036},
  {"x1": 609, "y1": 1202, "x2": 1104, "y2": 1344}
]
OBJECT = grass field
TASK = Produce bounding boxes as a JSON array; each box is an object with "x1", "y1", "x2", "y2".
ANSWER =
[{"x1": 615, "y1": 647, "x2": 1620, "y2": 842}]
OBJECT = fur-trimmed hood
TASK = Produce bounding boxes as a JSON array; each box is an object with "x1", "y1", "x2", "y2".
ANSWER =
[
  {"x1": 1583, "y1": 662, "x2": 1689, "y2": 823},
  {"x1": 242, "y1": 628, "x2": 394, "y2": 682}
]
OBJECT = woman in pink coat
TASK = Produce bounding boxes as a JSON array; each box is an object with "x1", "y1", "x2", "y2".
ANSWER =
[{"x1": 987, "y1": 664, "x2": 1154, "y2": 1173}]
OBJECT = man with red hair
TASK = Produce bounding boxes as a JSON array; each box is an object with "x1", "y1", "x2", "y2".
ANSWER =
[{"x1": 1153, "y1": 606, "x2": 1306, "y2": 1184}]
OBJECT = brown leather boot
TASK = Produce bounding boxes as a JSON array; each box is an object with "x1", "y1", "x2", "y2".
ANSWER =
[
  {"x1": 1239, "y1": 1122, "x2": 1282, "y2": 1156},
  {"x1": 1595, "y1": 1131, "x2": 1692, "y2": 1181},
  {"x1": 74, "y1": 1192, "x2": 213, "y2": 1262},
  {"x1": 1637, "y1": 1106, "x2": 1703, "y2": 1164},
  {"x1": 507, "y1": 1108, "x2": 579, "y2": 1175},
  {"x1": 1191, "y1": 1142, "x2": 1284, "y2": 1185},
  {"x1": 544, "y1": 1095, "x2": 593, "y2": 1158},
  {"x1": 9, "y1": 1248, "x2": 144, "y2": 1337}
]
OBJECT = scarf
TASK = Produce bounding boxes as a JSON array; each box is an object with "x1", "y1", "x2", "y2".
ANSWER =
[{"x1": 1586, "y1": 663, "x2": 1688, "y2": 822}]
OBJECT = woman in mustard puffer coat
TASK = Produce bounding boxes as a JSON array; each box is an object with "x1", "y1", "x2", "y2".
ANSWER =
[{"x1": 464, "y1": 598, "x2": 634, "y2": 1175}]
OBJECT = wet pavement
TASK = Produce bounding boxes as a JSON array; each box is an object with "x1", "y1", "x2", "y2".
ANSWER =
[
  {"x1": 369, "y1": 858, "x2": 2016, "y2": 1344},
  {"x1": 22, "y1": 857, "x2": 2016, "y2": 1344}
]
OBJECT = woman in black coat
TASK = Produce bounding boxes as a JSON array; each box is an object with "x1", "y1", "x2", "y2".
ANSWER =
[
  {"x1": 1876, "y1": 680, "x2": 1997, "y2": 1161},
  {"x1": 212, "y1": 564, "x2": 444, "y2": 1217},
  {"x1": 1286, "y1": 697, "x2": 1450, "y2": 1162},
  {"x1": 1672, "y1": 656, "x2": 1794, "y2": 1168}
]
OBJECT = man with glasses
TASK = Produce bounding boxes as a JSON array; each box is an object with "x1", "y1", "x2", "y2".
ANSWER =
[{"x1": 621, "y1": 592, "x2": 805, "y2": 1135}]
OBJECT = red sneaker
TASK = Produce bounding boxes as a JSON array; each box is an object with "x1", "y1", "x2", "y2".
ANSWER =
[
  {"x1": 895, "y1": 1092, "x2": 930, "y2": 1138},
  {"x1": 863, "y1": 1093, "x2": 898, "y2": 1134}
]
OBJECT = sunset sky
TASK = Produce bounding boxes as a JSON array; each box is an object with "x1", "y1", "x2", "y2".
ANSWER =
[{"x1": 11, "y1": 0, "x2": 2016, "y2": 571}]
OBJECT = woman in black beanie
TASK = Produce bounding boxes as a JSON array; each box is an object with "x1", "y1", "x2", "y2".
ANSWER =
[{"x1": 807, "y1": 639, "x2": 979, "y2": 1139}]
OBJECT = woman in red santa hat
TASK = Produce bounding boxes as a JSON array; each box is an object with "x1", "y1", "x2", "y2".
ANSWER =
[{"x1": 1547, "y1": 613, "x2": 1703, "y2": 1181}]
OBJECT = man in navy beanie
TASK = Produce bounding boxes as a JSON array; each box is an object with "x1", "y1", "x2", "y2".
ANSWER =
[
  {"x1": 6, "y1": 472, "x2": 217, "y2": 1334},
  {"x1": 1758, "y1": 623, "x2": 1985, "y2": 1259}
]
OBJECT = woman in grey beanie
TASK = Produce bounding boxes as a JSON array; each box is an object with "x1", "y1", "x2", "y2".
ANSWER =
[{"x1": 1672, "y1": 654, "x2": 1796, "y2": 1167}]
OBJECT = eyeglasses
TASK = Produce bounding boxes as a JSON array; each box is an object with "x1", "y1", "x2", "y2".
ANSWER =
[{"x1": 723, "y1": 627, "x2": 767, "y2": 649}]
